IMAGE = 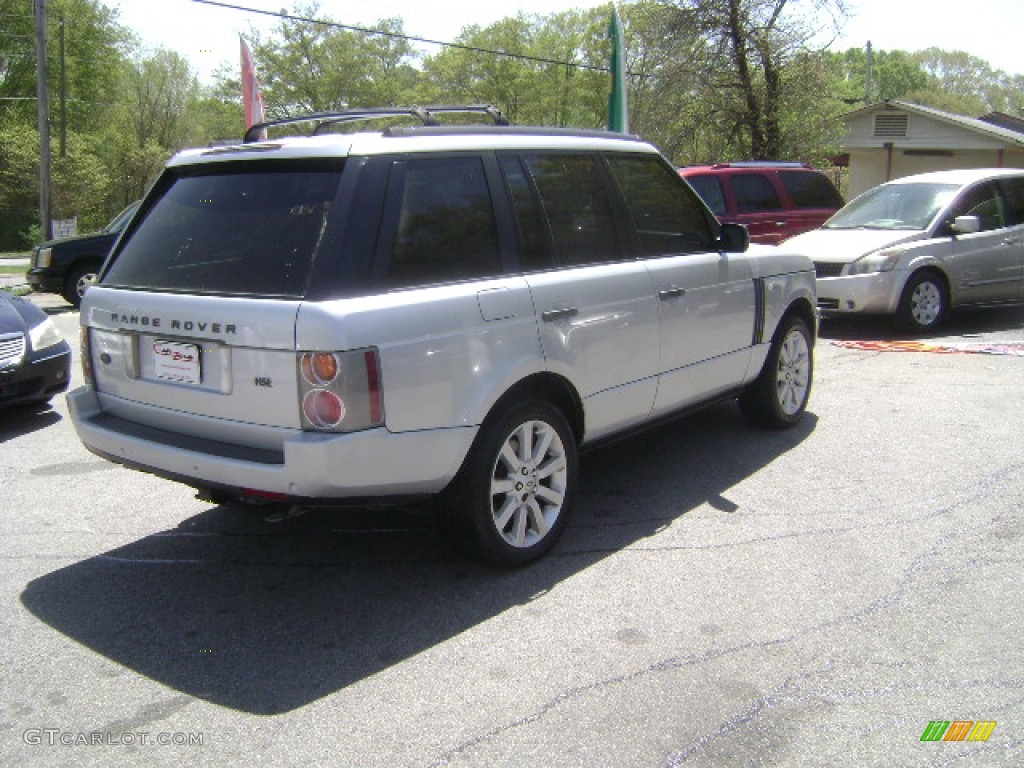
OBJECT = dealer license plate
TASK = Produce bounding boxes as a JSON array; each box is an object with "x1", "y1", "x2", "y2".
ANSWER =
[{"x1": 152, "y1": 339, "x2": 201, "y2": 384}]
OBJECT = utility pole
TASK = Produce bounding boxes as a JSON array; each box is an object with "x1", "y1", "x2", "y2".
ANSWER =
[
  {"x1": 865, "y1": 41, "x2": 874, "y2": 105},
  {"x1": 59, "y1": 15, "x2": 67, "y2": 158},
  {"x1": 34, "y1": 0, "x2": 52, "y2": 241}
]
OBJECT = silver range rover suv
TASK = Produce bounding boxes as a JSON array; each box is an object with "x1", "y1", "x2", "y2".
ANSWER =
[{"x1": 69, "y1": 106, "x2": 817, "y2": 565}]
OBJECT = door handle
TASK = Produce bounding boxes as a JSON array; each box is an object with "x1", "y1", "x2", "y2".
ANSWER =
[
  {"x1": 658, "y1": 286, "x2": 685, "y2": 300},
  {"x1": 541, "y1": 307, "x2": 579, "y2": 322}
]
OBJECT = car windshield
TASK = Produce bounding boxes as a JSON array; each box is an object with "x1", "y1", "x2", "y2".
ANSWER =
[
  {"x1": 825, "y1": 182, "x2": 959, "y2": 230},
  {"x1": 102, "y1": 201, "x2": 141, "y2": 233}
]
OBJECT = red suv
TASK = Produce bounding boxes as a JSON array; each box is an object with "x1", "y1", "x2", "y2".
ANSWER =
[{"x1": 680, "y1": 162, "x2": 843, "y2": 244}]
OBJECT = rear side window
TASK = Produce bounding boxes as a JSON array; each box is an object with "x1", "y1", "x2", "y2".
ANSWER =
[
  {"x1": 733, "y1": 174, "x2": 783, "y2": 213},
  {"x1": 523, "y1": 154, "x2": 623, "y2": 266},
  {"x1": 779, "y1": 170, "x2": 843, "y2": 209},
  {"x1": 608, "y1": 155, "x2": 716, "y2": 255},
  {"x1": 384, "y1": 157, "x2": 501, "y2": 289},
  {"x1": 685, "y1": 174, "x2": 727, "y2": 216},
  {"x1": 103, "y1": 163, "x2": 343, "y2": 297}
]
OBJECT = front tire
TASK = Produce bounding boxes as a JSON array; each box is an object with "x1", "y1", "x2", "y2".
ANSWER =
[
  {"x1": 897, "y1": 270, "x2": 947, "y2": 332},
  {"x1": 740, "y1": 315, "x2": 813, "y2": 429},
  {"x1": 62, "y1": 263, "x2": 99, "y2": 308},
  {"x1": 439, "y1": 400, "x2": 577, "y2": 565}
]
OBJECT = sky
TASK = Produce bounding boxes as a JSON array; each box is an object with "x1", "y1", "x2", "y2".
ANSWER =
[{"x1": 110, "y1": 0, "x2": 1024, "y2": 84}]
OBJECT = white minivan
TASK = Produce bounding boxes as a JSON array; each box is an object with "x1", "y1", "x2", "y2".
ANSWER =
[
  {"x1": 787, "y1": 168, "x2": 1024, "y2": 331},
  {"x1": 68, "y1": 106, "x2": 817, "y2": 564}
]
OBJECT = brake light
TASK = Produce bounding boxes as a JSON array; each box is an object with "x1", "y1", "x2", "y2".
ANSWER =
[
  {"x1": 297, "y1": 347, "x2": 384, "y2": 432},
  {"x1": 81, "y1": 327, "x2": 94, "y2": 387}
]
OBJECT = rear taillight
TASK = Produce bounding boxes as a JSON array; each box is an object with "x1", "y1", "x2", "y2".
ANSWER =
[
  {"x1": 80, "y1": 327, "x2": 94, "y2": 387},
  {"x1": 297, "y1": 348, "x2": 383, "y2": 432}
]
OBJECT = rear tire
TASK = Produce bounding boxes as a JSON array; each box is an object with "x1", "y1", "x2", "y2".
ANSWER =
[
  {"x1": 437, "y1": 400, "x2": 577, "y2": 566},
  {"x1": 740, "y1": 315, "x2": 813, "y2": 429}
]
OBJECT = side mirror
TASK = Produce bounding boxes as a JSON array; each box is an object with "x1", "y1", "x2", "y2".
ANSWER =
[
  {"x1": 718, "y1": 223, "x2": 749, "y2": 253},
  {"x1": 950, "y1": 215, "x2": 981, "y2": 235}
]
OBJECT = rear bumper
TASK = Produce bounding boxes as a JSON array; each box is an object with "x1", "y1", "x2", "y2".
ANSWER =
[{"x1": 67, "y1": 386, "x2": 477, "y2": 500}]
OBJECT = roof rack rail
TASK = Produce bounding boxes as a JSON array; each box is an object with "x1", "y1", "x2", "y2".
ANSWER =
[
  {"x1": 243, "y1": 105, "x2": 509, "y2": 143},
  {"x1": 710, "y1": 161, "x2": 812, "y2": 169}
]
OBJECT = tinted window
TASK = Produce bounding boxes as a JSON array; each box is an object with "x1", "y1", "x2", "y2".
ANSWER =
[
  {"x1": 386, "y1": 157, "x2": 501, "y2": 288},
  {"x1": 608, "y1": 155, "x2": 716, "y2": 255},
  {"x1": 949, "y1": 182, "x2": 1005, "y2": 231},
  {"x1": 997, "y1": 177, "x2": 1024, "y2": 226},
  {"x1": 103, "y1": 163, "x2": 342, "y2": 297},
  {"x1": 733, "y1": 174, "x2": 783, "y2": 213},
  {"x1": 685, "y1": 174, "x2": 727, "y2": 216},
  {"x1": 499, "y1": 155, "x2": 551, "y2": 272},
  {"x1": 523, "y1": 154, "x2": 622, "y2": 266},
  {"x1": 778, "y1": 170, "x2": 843, "y2": 209}
]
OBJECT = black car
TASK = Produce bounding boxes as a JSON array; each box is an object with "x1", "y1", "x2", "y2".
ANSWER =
[
  {"x1": 28, "y1": 201, "x2": 140, "y2": 307},
  {"x1": 0, "y1": 291, "x2": 72, "y2": 408}
]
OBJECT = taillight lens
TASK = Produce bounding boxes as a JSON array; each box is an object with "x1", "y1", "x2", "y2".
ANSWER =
[
  {"x1": 302, "y1": 389, "x2": 345, "y2": 428},
  {"x1": 81, "y1": 327, "x2": 94, "y2": 387},
  {"x1": 297, "y1": 348, "x2": 383, "y2": 432}
]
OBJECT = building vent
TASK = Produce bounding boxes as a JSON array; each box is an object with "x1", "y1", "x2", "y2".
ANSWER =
[{"x1": 874, "y1": 113, "x2": 909, "y2": 138}]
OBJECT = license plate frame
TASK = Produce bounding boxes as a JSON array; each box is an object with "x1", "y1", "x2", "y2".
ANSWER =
[{"x1": 152, "y1": 339, "x2": 201, "y2": 385}]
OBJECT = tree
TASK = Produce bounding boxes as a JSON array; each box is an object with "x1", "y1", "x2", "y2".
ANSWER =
[
  {"x1": 98, "y1": 48, "x2": 200, "y2": 204},
  {"x1": 247, "y1": 6, "x2": 419, "y2": 115},
  {"x1": 661, "y1": 0, "x2": 848, "y2": 160}
]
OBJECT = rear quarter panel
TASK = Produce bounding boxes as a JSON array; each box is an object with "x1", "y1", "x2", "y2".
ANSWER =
[{"x1": 295, "y1": 277, "x2": 545, "y2": 433}]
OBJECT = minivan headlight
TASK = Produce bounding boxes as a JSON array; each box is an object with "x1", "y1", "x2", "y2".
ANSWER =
[
  {"x1": 847, "y1": 248, "x2": 903, "y2": 276},
  {"x1": 29, "y1": 317, "x2": 64, "y2": 351},
  {"x1": 34, "y1": 246, "x2": 53, "y2": 268}
]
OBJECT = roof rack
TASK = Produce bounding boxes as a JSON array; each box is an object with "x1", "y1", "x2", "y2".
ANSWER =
[
  {"x1": 243, "y1": 105, "x2": 509, "y2": 143},
  {"x1": 710, "y1": 161, "x2": 812, "y2": 169}
]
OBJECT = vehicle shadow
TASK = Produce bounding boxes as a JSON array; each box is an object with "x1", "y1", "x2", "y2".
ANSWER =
[
  {"x1": 819, "y1": 303, "x2": 1024, "y2": 341},
  {"x1": 21, "y1": 403, "x2": 816, "y2": 714},
  {"x1": 0, "y1": 402, "x2": 63, "y2": 443},
  {"x1": 43, "y1": 304, "x2": 77, "y2": 316}
]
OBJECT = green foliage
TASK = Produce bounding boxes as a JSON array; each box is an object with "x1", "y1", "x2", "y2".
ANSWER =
[
  {"x1": 1, "y1": 0, "x2": 1022, "y2": 250},
  {"x1": 249, "y1": 7, "x2": 419, "y2": 114},
  {"x1": 0, "y1": 122, "x2": 39, "y2": 247}
]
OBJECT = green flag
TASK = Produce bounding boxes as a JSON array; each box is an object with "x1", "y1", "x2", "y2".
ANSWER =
[{"x1": 607, "y1": 8, "x2": 628, "y2": 133}]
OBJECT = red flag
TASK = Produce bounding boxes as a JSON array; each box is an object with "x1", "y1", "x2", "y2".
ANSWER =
[{"x1": 240, "y1": 36, "x2": 266, "y2": 139}]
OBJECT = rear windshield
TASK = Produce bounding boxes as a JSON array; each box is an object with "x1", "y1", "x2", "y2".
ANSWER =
[{"x1": 102, "y1": 161, "x2": 344, "y2": 297}]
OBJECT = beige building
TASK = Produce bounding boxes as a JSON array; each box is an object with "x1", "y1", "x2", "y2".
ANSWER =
[{"x1": 840, "y1": 99, "x2": 1024, "y2": 198}]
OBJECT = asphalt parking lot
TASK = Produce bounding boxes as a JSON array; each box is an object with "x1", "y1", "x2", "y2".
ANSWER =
[{"x1": 1, "y1": 294, "x2": 1022, "y2": 767}]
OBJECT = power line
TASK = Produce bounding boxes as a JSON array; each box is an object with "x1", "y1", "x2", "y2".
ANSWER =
[{"x1": 191, "y1": 0, "x2": 613, "y2": 74}]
